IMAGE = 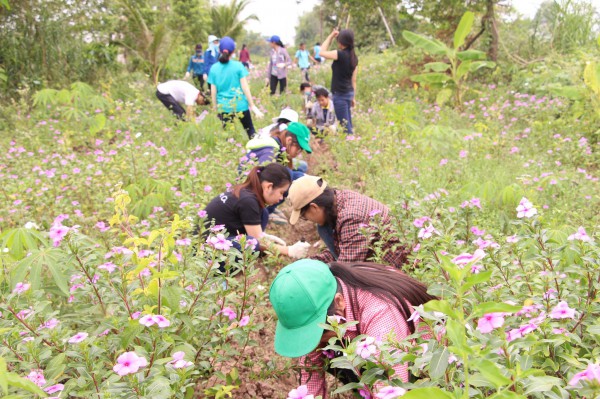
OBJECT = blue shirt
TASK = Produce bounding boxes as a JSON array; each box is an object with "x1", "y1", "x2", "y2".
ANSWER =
[
  {"x1": 187, "y1": 54, "x2": 204, "y2": 75},
  {"x1": 295, "y1": 49, "x2": 310, "y2": 68},
  {"x1": 314, "y1": 45, "x2": 321, "y2": 58},
  {"x1": 208, "y1": 60, "x2": 249, "y2": 113},
  {"x1": 203, "y1": 48, "x2": 219, "y2": 75}
]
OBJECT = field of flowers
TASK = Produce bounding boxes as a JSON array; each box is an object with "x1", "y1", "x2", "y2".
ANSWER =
[{"x1": 0, "y1": 50, "x2": 598, "y2": 399}]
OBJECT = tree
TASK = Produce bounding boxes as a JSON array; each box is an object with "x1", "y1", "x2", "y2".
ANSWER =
[
  {"x1": 169, "y1": 0, "x2": 211, "y2": 45},
  {"x1": 210, "y1": 0, "x2": 258, "y2": 41}
]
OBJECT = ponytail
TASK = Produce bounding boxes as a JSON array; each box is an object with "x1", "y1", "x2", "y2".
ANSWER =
[
  {"x1": 232, "y1": 163, "x2": 291, "y2": 208},
  {"x1": 219, "y1": 50, "x2": 232, "y2": 63}
]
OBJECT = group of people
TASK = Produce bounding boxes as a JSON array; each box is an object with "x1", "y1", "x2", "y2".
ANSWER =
[{"x1": 157, "y1": 29, "x2": 430, "y2": 397}]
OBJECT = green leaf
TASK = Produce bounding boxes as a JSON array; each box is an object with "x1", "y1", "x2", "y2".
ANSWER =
[
  {"x1": 474, "y1": 359, "x2": 512, "y2": 388},
  {"x1": 454, "y1": 11, "x2": 475, "y2": 49},
  {"x1": 549, "y1": 86, "x2": 586, "y2": 100},
  {"x1": 12, "y1": 248, "x2": 71, "y2": 295},
  {"x1": 402, "y1": 387, "x2": 454, "y2": 399},
  {"x1": 429, "y1": 347, "x2": 450, "y2": 379},
  {"x1": 0, "y1": 227, "x2": 48, "y2": 260},
  {"x1": 445, "y1": 319, "x2": 467, "y2": 349},
  {"x1": 457, "y1": 49, "x2": 487, "y2": 61},
  {"x1": 472, "y1": 302, "x2": 522, "y2": 317},
  {"x1": 89, "y1": 113, "x2": 106, "y2": 135},
  {"x1": 456, "y1": 60, "x2": 473, "y2": 80},
  {"x1": 424, "y1": 62, "x2": 450, "y2": 72},
  {"x1": 587, "y1": 325, "x2": 600, "y2": 335},
  {"x1": 459, "y1": 270, "x2": 492, "y2": 295},
  {"x1": 5, "y1": 372, "x2": 47, "y2": 396},
  {"x1": 435, "y1": 88, "x2": 453, "y2": 106},
  {"x1": 0, "y1": 357, "x2": 8, "y2": 394},
  {"x1": 523, "y1": 376, "x2": 564, "y2": 394},
  {"x1": 411, "y1": 73, "x2": 451, "y2": 84},
  {"x1": 489, "y1": 391, "x2": 527, "y2": 399},
  {"x1": 469, "y1": 61, "x2": 496, "y2": 72},
  {"x1": 402, "y1": 31, "x2": 448, "y2": 55},
  {"x1": 424, "y1": 300, "x2": 459, "y2": 320}
]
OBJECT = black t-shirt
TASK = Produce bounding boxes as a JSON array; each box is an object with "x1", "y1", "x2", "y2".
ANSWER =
[
  {"x1": 204, "y1": 189, "x2": 262, "y2": 237},
  {"x1": 331, "y1": 49, "x2": 356, "y2": 94}
]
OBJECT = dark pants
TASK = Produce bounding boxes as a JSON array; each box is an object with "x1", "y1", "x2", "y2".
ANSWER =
[
  {"x1": 317, "y1": 224, "x2": 338, "y2": 260},
  {"x1": 193, "y1": 74, "x2": 205, "y2": 91},
  {"x1": 218, "y1": 110, "x2": 256, "y2": 139},
  {"x1": 269, "y1": 75, "x2": 287, "y2": 95},
  {"x1": 156, "y1": 90, "x2": 186, "y2": 120},
  {"x1": 300, "y1": 67, "x2": 310, "y2": 82},
  {"x1": 242, "y1": 62, "x2": 250, "y2": 69},
  {"x1": 332, "y1": 91, "x2": 354, "y2": 135}
]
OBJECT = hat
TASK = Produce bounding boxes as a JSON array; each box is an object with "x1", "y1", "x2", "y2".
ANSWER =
[
  {"x1": 286, "y1": 122, "x2": 312, "y2": 154},
  {"x1": 268, "y1": 35, "x2": 281, "y2": 43},
  {"x1": 272, "y1": 108, "x2": 299, "y2": 124},
  {"x1": 208, "y1": 35, "x2": 219, "y2": 43},
  {"x1": 270, "y1": 259, "x2": 338, "y2": 358},
  {"x1": 287, "y1": 175, "x2": 327, "y2": 225},
  {"x1": 219, "y1": 37, "x2": 236, "y2": 54},
  {"x1": 195, "y1": 44, "x2": 203, "y2": 51}
]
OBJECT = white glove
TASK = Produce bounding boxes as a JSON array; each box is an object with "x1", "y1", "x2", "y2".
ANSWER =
[
  {"x1": 250, "y1": 105, "x2": 264, "y2": 119},
  {"x1": 262, "y1": 233, "x2": 286, "y2": 246},
  {"x1": 184, "y1": 72, "x2": 190, "y2": 79},
  {"x1": 276, "y1": 63, "x2": 286, "y2": 68},
  {"x1": 287, "y1": 241, "x2": 311, "y2": 259},
  {"x1": 203, "y1": 74, "x2": 208, "y2": 80}
]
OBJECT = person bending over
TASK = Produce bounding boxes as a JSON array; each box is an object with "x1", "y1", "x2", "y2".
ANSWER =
[{"x1": 156, "y1": 80, "x2": 207, "y2": 120}]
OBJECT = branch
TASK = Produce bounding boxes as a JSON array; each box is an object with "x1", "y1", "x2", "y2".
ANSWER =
[{"x1": 463, "y1": 26, "x2": 485, "y2": 50}]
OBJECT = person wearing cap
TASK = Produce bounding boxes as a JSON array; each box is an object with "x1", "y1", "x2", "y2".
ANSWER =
[
  {"x1": 202, "y1": 35, "x2": 220, "y2": 83},
  {"x1": 319, "y1": 28, "x2": 359, "y2": 135},
  {"x1": 208, "y1": 36, "x2": 264, "y2": 139},
  {"x1": 156, "y1": 80, "x2": 208, "y2": 120},
  {"x1": 203, "y1": 163, "x2": 311, "y2": 264},
  {"x1": 185, "y1": 44, "x2": 206, "y2": 91},
  {"x1": 265, "y1": 35, "x2": 292, "y2": 95},
  {"x1": 270, "y1": 259, "x2": 436, "y2": 397},
  {"x1": 287, "y1": 176, "x2": 409, "y2": 268},
  {"x1": 256, "y1": 107, "x2": 299, "y2": 139}
]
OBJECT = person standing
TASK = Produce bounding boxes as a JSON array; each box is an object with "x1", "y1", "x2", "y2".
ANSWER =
[
  {"x1": 295, "y1": 42, "x2": 316, "y2": 82},
  {"x1": 155, "y1": 80, "x2": 207, "y2": 120},
  {"x1": 265, "y1": 35, "x2": 292, "y2": 95},
  {"x1": 203, "y1": 35, "x2": 220, "y2": 84},
  {"x1": 319, "y1": 29, "x2": 358, "y2": 135},
  {"x1": 313, "y1": 42, "x2": 322, "y2": 64},
  {"x1": 208, "y1": 36, "x2": 264, "y2": 139},
  {"x1": 239, "y1": 44, "x2": 251, "y2": 69},
  {"x1": 185, "y1": 44, "x2": 206, "y2": 90}
]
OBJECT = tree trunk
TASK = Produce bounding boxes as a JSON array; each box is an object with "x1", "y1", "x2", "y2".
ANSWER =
[
  {"x1": 377, "y1": 6, "x2": 396, "y2": 46},
  {"x1": 485, "y1": 0, "x2": 499, "y2": 62}
]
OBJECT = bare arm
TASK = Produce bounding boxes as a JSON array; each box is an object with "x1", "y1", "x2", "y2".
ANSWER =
[
  {"x1": 319, "y1": 29, "x2": 339, "y2": 60},
  {"x1": 351, "y1": 68, "x2": 358, "y2": 107},
  {"x1": 244, "y1": 224, "x2": 288, "y2": 255},
  {"x1": 186, "y1": 105, "x2": 195, "y2": 120},
  {"x1": 211, "y1": 84, "x2": 217, "y2": 112},
  {"x1": 240, "y1": 77, "x2": 256, "y2": 109}
]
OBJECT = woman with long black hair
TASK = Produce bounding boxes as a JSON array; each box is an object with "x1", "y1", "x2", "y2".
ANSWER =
[
  {"x1": 270, "y1": 259, "x2": 436, "y2": 397},
  {"x1": 265, "y1": 35, "x2": 292, "y2": 95},
  {"x1": 208, "y1": 36, "x2": 264, "y2": 139},
  {"x1": 318, "y1": 29, "x2": 358, "y2": 135},
  {"x1": 203, "y1": 163, "x2": 310, "y2": 259}
]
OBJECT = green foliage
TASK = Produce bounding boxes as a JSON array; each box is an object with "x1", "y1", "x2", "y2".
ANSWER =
[{"x1": 209, "y1": 0, "x2": 258, "y2": 41}]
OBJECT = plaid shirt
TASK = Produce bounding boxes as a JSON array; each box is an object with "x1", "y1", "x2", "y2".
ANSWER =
[
  {"x1": 299, "y1": 279, "x2": 413, "y2": 397},
  {"x1": 311, "y1": 190, "x2": 408, "y2": 268}
]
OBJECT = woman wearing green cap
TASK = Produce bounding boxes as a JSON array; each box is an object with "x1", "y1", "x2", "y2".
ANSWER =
[
  {"x1": 286, "y1": 175, "x2": 409, "y2": 268},
  {"x1": 270, "y1": 259, "x2": 435, "y2": 397}
]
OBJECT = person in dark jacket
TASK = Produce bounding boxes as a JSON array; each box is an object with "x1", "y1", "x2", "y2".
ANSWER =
[
  {"x1": 202, "y1": 35, "x2": 220, "y2": 84},
  {"x1": 185, "y1": 44, "x2": 206, "y2": 90}
]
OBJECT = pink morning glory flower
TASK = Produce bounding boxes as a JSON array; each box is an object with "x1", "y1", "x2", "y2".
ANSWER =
[
  {"x1": 356, "y1": 336, "x2": 377, "y2": 359},
  {"x1": 113, "y1": 351, "x2": 148, "y2": 376},
  {"x1": 220, "y1": 307, "x2": 237, "y2": 321},
  {"x1": 13, "y1": 282, "x2": 30, "y2": 294},
  {"x1": 26, "y1": 369, "x2": 46, "y2": 387},
  {"x1": 477, "y1": 313, "x2": 505, "y2": 334},
  {"x1": 68, "y1": 332, "x2": 88, "y2": 343},
  {"x1": 567, "y1": 226, "x2": 592, "y2": 242},
  {"x1": 168, "y1": 351, "x2": 194, "y2": 369},
  {"x1": 239, "y1": 315, "x2": 250, "y2": 326},
  {"x1": 516, "y1": 197, "x2": 537, "y2": 218},
  {"x1": 207, "y1": 234, "x2": 233, "y2": 250},
  {"x1": 452, "y1": 249, "x2": 486, "y2": 266},
  {"x1": 49, "y1": 224, "x2": 69, "y2": 246},
  {"x1": 375, "y1": 386, "x2": 406, "y2": 399},
  {"x1": 287, "y1": 384, "x2": 314, "y2": 399},
  {"x1": 550, "y1": 301, "x2": 575, "y2": 319},
  {"x1": 139, "y1": 314, "x2": 171, "y2": 328},
  {"x1": 569, "y1": 363, "x2": 600, "y2": 386},
  {"x1": 45, "y1": 384, "x2": 64, "y2": 394},
  {"x1": 98, "y1": 262, "x2": 116, "y2": 273},
  {"x1": 417, "y1": 224, "x2": 438, "y2": 239}
]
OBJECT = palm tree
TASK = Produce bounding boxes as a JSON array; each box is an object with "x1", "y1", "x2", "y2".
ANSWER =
[{"x1": 210, "y1": 0, "x2": 258, "y2": 40}]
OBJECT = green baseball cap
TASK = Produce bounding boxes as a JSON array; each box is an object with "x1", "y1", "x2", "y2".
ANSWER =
[
  {"x1": 286, "y1": 122, "x2": 312, "y2": 154},
  {"x1": 269, "y1": 259, "x2": 337, "y2": 358}
]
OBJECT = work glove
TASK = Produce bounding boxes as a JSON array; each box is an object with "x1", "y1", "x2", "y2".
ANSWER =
[
  {"x1": 261, "y1": 233, "x2": 286, "y2": 246},
  {"x1": 250, "y1": 105, "x2": 264, "y2": 119},
  {"x1": 287, "y1": 241, "x2": 311, "y2": 259},
  {"x1": 276, "y1": 62, "x2": 286, "y2": 69},
  {"x1": 184, "y1": 72, "x2": 190, "y2": 79},
  {"x1": 202, "y1": 73, "x2": 208, "y2": 81}
]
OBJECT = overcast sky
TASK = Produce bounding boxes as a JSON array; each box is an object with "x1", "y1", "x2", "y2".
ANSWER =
[{"x1": 214, "y1": 0, "x2": 600, "y2": 44}]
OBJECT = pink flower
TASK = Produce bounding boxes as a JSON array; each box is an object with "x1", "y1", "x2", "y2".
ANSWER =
[
  {"x1": 516, "y1": 197, "x2": 537, "y2": 218},
  {"x1": 356, "y1": 336, "x2": 377, "y2": 359},
  {"x1": 375, "y1": 386, "x2": 406, "y2": 399},
  {"x1": 204, "y1": 185, "x2": 212, "y2": 192},
  {"x1": 452, "y1": 249, "x2": 486, "y2": 266},
  {"x1": 95, "y1": 221, "x2": 110, "y2": 232},
  {"x1": 506, "y1": 235, "x2": 519, "y2": 243},
  {"x1": 198, "y1": 210, "x2": 207, "y2": 218},
  {"x1": 287, "y1": 385, "x2": 314, "y2": 399},
  {"x1": 168, "y1": 351, "x2": 194, "y2": 369},
  {"x1": 569, "y1": 363, "x2": 600, "y2": 386},
  {"x1": 113, "y1": 351, "x2": 148, "y2": 376},
  {"x1": 45, "y1": 384, "x2": 64, "y2": 394},
  {"x1": 417, "y1": 224, "x2": 438, "y2": 239},
  {"x1": 98, "y1": 262, "x2": 116, "y2": 273},
  {"x1": 549, "y1": 301, "x2": 575, "y2": 319},
  {"x1": 68, "y1": 332, "x2": 88, "y2": 343},
  {"x1": 470, "y1": 226, "x2": 485, "y2": 236},
  {"x1": 239, "y1": 315, "x2": 250, "y2": 326},
  {"x1": 13, "y1": 282, "x2": 30, "y2": 294},
  {"x1": 49, "y1": 224, "x2": 69, "y2": 246},
  {"x1": 359, "y1": 388, "x2": 372, "y2": 399},
  {"x1": 26, "y1": 369, "x2": 46, "y2": 387},
  {"x1": 413, "y1": 216, "x2": 430, "y2": 228},
  {"x1": 220, "y1": 307, "x2": 237, "y2": 321},
  {"x1": 477, "y1": 313, "x2": 504, "y2": 333},
  {"x1": 39, "y1": 318, "x2": 60, "y2": 330},
  {"x1": 175, "y1": 238, "x2": 191, "y2": 246},
  {"x1": 207, "y1": 234, "x2": 233, "y2": 250},
  {"x1": 139, "y1": 314, "x2": 171, "y2": 328},
  {"x1": 568, "y1": 226, "x2": 592, "y2": 242}
]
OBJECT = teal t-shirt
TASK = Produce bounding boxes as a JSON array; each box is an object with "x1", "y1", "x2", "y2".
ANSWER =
[
  {"x1": 295, "y1": 50, "x2": 310, "y2": 69},
  {"x1": 207, "y1": 60, "x2": 249, "y2": 113}
]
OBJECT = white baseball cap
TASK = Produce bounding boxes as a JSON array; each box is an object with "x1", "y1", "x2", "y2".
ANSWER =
[
  {"x1": 208, "y1": 35, "x2": 219, "y2": 43},
  {"x1": 272, "y1": 108, "x2": 299, "y2": 123}
]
